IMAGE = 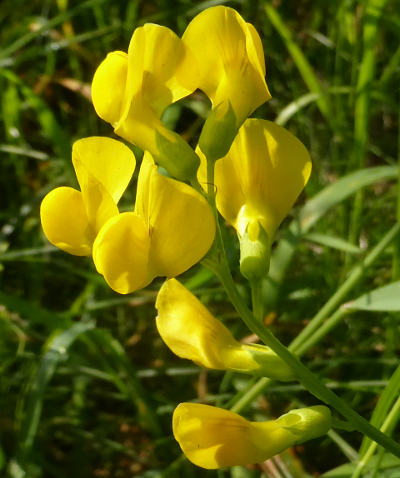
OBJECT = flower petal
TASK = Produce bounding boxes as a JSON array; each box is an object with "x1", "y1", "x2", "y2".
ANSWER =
[
  {"x1": 155, "y1": 279, "x2": 239, "y2": 369},
  {"x1": 135, "y1": 153, "x2": 215, "y2": 278},
  {"x1": 40, "y1": 187, "x2": 93, "y2": 256},
  {"x1": 200, "y1": 119, "x2": 312, "y2": 239},
  {"x1": 91, "y1": 51, "x2": 128, "y2": 125},
  {"x1": 92, "y1": 212, "x2": 151, "y2": 294},
  {"x1": 183, "y1": 6, "x2": 270, "y2": 124},
  {"x1": 123, "y1": 23, "x2": 198, "y2": 120},
  {"x1": 71, "y1": 137, "x2": 135, "y2": 233},
  {"x1": 72, "y1": 137, "x2": 135, "y2": 204},
  {"x1": 156, "y1": 279, "x2": 295, "y2": 379},
  {"x1": 173, "y1": 403, "x2": 276, "y2": 469}
]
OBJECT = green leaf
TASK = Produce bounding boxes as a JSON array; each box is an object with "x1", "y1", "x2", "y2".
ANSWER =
[
  {"x1": 299, "y1": 166, "x2": 397, "y2": 233},
  {"x1": 16, "y1": 322, "x2": 95, "y2": 460},
  {"x1": 346, "y1": 281, "x2": 400, "y2": 311},
  {"x1": 304, "y1": 233, "x2": 362, "y2": 254}
]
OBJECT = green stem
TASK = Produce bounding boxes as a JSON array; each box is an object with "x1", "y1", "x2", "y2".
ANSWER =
[
  {"x1": 202, "y1": 151, "x2": 400, "y2": 459},
  {"x1": 233, "y1": 220, "x2": 400, "y2": 414},
  {"x1": 210, "y1": 255, "x2": 400, "y2": 458},
  {"x1": 251, "y1": 280, "x2": 264, "y2": 323}
]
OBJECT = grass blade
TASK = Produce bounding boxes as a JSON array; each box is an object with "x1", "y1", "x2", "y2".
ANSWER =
[{"x1": 264, "y1": 3, "x2": 333, "y2": 124}]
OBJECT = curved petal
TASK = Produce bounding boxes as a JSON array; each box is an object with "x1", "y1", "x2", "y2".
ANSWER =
[
  {"x1": 155, "y1": 279, "x2": 240, "y2": 369},
  {"x1": 91, "y1": 51, "x2": 128, "y2": 125},
  {"x1": 40, "y1": 187, "x2": 93, "y2": 256},
  {"x1": 72, "y1": 137, "x2": 135, "y2": 233},
  {"x1": 135, "y1": 154, "x2": 215, "y2": 278},
  {"x1": 173, "y1": 403, "x2": 277, "y2": 469},
  {"x1": 183, "y1": 6, "x2": 270, "y2": 124},
  {"x1": 92, "y1": 212, "x2": 151, "y2": 294},
  {"x1": 123, "y1": 23, "x2": 198, "y2": 120},
  {"x1": 209, "y1": 119, "x2": 312, "y2": 239},
  {"x1": 72, "y1": 136, "x2": 135, "y2": 204}
]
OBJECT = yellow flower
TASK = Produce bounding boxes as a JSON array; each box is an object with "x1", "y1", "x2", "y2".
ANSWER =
[
  {"x1": 173, "y1": 403, "x2": 331, "y2": 469},
  {"x1": 40, "y1": 137, "x2": 135, "y2": 256},
  {"x1": 156, "y1": 279, "x2": 295, "y2": 380},
  {"x1": 198, "y1": 118, "x2": 312, "y2": 278},
  {"x1": 92, "y1": 154, "x2": 215, "y2": 294},
  {"x1": 92, "y1": 24, "x2": 200, "y2": 180},
  {"x1": 183, "y1": 6, "x2": 271, "y2": 159}
]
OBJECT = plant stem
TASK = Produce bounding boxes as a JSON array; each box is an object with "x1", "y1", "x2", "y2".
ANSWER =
[
  {"x1": 232, "y1": 220, "x2": 400, "y2": 414},
  {"x1": 202, "y1": 147, "x2": 400, "y2": 459},
  {"x1": 251, "y1": 280, "x2": 264, "y2": 323},
  {"x1": 212, "y1": 259, "x2": 400, "y2": 458}
]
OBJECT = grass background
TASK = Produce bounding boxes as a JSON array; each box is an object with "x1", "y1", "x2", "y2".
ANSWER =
[{"x1": 1, "y1": 0, "x2": 400, "y2": 476}]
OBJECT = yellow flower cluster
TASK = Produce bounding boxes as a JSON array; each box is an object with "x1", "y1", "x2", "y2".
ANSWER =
[{"x1": 40, "y1": 5, "x2": 328, "y2": 470}]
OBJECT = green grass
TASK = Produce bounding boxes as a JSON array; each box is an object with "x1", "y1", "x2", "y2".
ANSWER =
[{"x1": 1, "y1": 0, "x2": 400, "y2": 477}]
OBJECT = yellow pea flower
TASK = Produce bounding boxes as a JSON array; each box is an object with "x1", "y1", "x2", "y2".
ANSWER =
[
  {"x1": 198, "y1": 118, "x2": 312, "y2": 279},
  {"x1": 183, "y1": 6, "x2": 271, "y2": 159},
  {"x1": 92, "y1": 153, "x2": 215, "y2": 294},
  {"x1": 173, "y1": 403, "x2": 331, "y2": 469},
  {"x1": 40, "y1": 137, "x2": 135, "y2": 256},
  {"x1": 156, "y1": 279, "x2": 295, "y2": 381},
  {"x1": 92, "y1": 24, "x2": 200, "y2": 181}
]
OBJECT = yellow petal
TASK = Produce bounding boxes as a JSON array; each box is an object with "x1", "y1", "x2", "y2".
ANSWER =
[
  {"x1": 93, "y1": 24, "x2": 198, "y2": 157},
  {"x1": 123, "y1": 23, "x2": 199, "y2": 119},
  {"x1": 40, "y1": 187, "x2": 93, "y2": 256},
  {"x1": 156, "y1": 279, "x2": 295, "y2": 380},
  {"x1": 72, "y1": 137, "x2": 135, "y2": 233},
  {"x1": 92, "y1": 212, "x2": 151, "y2": 294},
  {"x1": 173, "y1": 403, "x2": 269, "y2": 469},
  {"x1": 91, "y1": 51, "x2": 128, "y2": 125},
  {"x1": 155, "y1": 279, "x2": 240, "y2": 369},
  {"x1": 200, "y1": 119, "x2": 312, "y2": 239},
  {"x1": 135, "y1": 153, "x2": 215, "y2": 278},
  {"x1": 183, "y1": 6, "x2": 270, "y2": 125},
  {"x1": 173, "y1": 403, "x2": 331, "y2": 469},
  {"x1": 72, "y1": 137, "x2": 135, "y2": 204}
]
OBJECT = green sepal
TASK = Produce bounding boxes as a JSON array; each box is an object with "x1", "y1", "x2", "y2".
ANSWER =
[
  {"x1": 239, "y1": 221, "x2": 271, "y2": 281},
  {"x1": 275, "y1": 406, "x2": 332, "y2": 443},
  {"x1": 242, "y1": 344, "x2": 296, "y2": 381},
  {"x1": 199, "y1": 101, "x2": 238, "y2": 161},
  {"x1": 155, "y1": 127, "x2": 200, "y2": 181}
]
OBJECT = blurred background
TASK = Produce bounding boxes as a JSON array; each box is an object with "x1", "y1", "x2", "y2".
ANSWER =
[{"x1": 1, "y1": 0, "x2": 400, "y2": 476}]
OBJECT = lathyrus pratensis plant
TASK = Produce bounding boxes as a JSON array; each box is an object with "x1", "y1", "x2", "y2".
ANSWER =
[{"x1": 40, "y1": 5, "x2": 400, "y2": 472}]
